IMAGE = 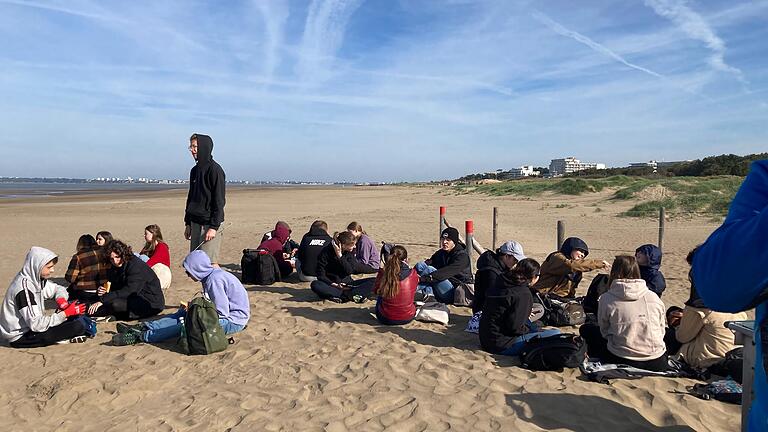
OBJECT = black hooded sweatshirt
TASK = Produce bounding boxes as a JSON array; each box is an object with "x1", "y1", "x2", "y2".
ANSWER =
[
  {"x1": 315, "y1": 245, "x2": 371, "y2": 285},
  {"x1": 473, "y1": 250, "x2": 506, "y2": 314},
  {"x1": 478, "y1": 273, "x2": 533, "y2": 354},
  {"x1": 185, "y1": 134, "x2": 226, "y2": 230},
  {"x1": 297, "y1": 226, "x2": 333, "y2": 277},
  {"x1": 636, "y1": 244, "x2": 666, "y2": 297}
]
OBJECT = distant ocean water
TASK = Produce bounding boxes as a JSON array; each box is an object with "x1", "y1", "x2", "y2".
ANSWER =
[{"x1": 0, "y1": 182, "x2": 348, "y2": 199}]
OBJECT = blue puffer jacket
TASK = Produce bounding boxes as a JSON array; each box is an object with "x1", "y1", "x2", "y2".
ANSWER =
[
  {"x1": 693, "y1": 161, "x2": 768, "y2": 431},
  {"x1": 636, "y1": 244, "x2": 666, "y2": 297}
]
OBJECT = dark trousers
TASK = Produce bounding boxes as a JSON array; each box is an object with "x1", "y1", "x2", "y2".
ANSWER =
[
  {"x1": 92, "y1": 295, "x2": 162, "y2": 321},
  {"x1": 579, "y1": 323, "x2": 669, "y2": 372},
  {"x1": 67, "y1": 287, "x2": 100, "y2": 304},
  {"x1": 10, "y1": 317, "x2": 87, "y2": 348},
  {"x1": 278, "y1": 260, "x2": 294, "y2": 279},
  {"x1": 310, "y1": 278, "x2": 375, "y2": 301},
  {"x1": 664, "y1": 327, "x2": 682, "y2": 355}
]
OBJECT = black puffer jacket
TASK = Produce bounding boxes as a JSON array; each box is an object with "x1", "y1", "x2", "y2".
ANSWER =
[
  {"x1": 473, "y1": 250, "x2": 506, "y2": 313},
  {"x1": 425, "y1": 243, "x2": 474, "y2": 285},
  {"x1": 185, "y1": 134, "x2": 226, "y2": 229}
]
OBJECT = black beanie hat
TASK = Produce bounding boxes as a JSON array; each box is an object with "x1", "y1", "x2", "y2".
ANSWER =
[{"x1": 441, "y1": 227, "x2": 460, "y2": 245}]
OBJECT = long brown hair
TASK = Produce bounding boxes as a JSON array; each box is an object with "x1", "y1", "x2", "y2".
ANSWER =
[
  {"x1": 346, "y1": 221, "x2": 366, "y2": 236},
  {"x1": 378, "y1": 245, "x2": 408, "y2": 299},
  {"x1": 76, "y1": 234, "x2": 97, "y2": 252},
  {"x1": 608, "y1": 255, "x2": 641, "y2": 286},
  {"x1": 141, "y1": 224, "x2": 164, "y2": 256}
]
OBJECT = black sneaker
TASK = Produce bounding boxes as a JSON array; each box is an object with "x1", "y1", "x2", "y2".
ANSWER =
[
  {"x1": 116, "y1": 322, "x2": 145, "y2": 334},
  {"x1": 112, "y1": 332, "x2": 140, "y2": 346}
]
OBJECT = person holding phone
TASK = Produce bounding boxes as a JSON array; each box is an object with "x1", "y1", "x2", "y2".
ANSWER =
[{"x1": 310, "y1": 231, "x2": 376, "y2": 302}]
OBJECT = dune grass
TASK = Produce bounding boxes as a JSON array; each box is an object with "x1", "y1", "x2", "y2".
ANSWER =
[{"x1": 454, "y1": 175, "x2": 743, "y2": 217}]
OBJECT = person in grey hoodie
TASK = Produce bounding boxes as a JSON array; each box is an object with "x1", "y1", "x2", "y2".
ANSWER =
[
  {"x1": 1, "y1": 247, "x2": 95, "y2": 347},
  {"x1": 112, "y1": 250, "x2": 250, "y2": 345},
  {"x1": 579, "y1": 255, "x2": 668, "y2": 371}
]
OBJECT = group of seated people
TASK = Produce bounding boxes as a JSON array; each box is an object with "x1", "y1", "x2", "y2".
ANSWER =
[
  {"x1": 1, "y1": 218, "x2": 746, "y2": 377},
  {"x1": 0, "y1": 225, "x2": 251, "y2": 348}
]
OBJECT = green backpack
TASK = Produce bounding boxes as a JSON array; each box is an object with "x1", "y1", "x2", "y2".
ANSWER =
[{"x1": 178, "y1": 296, "x2": 228, "y2": 355}]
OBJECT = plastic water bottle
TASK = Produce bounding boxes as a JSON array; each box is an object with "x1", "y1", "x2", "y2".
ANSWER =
[{"x1": 179, "y1": 317, "x2": 187, "y2": 339}]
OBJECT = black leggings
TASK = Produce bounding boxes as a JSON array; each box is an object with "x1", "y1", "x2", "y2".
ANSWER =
[
  {"x1": 579, "y1": 323, "x2": 669, "y2": 372},
  {"x1": 310, "y1": 278, "x2": 376, "y2": 301},
  {"x1": 92, "y1": 296, "x2": 162, "y2": 321},
  {"x1": 10, "y1": 317, "x2": 87, "y2": 348}
]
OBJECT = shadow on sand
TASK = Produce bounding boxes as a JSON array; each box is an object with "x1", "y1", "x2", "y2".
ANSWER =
[{"x1": 506, "y1": 393, "x2": 695, "y2": 432}]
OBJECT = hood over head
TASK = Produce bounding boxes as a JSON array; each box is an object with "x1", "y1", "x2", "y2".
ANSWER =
[
  {"x1": 560, "y1": 237, "x2": 589, "y2": 258},
  {"x1": 636, "y1": 244, "x2": 662, "y2": 269},
  {"x1": 272, "y1": 225, "x2": 290, "y2": 244},
  {"x1": 20, "y1": 247, "x2": 58, "y2": 291},
  {"x1": 183, "y1": 250, "x2": 215, "y2": 281},
  {"x1": 192, "y1": 133, "x2": 214, "y2": 165},
  {"x1": 608, "y1": 279, "x2": 649, "y2": 300}
]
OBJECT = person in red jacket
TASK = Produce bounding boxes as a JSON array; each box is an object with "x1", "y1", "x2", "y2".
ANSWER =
[
  {"x1": 140, "y1": 225, "x2": 172, "y2": 290},
  {"x1": 258, "y1": 222, "x2": 294, "y2": 278},
  {"x1": 373, "y1": 245, "x2": 418, "y2": 325}
]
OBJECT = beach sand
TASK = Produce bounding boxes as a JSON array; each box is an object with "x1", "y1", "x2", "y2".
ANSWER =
[{"x1": 0, "y1": 186, "x2": 739, "y2": 431}]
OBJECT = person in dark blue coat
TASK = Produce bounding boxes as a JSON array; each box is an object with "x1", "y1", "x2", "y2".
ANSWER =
[
  {"x1": 635, "y1": 244, "x2": 666, "y2": 297},
  {"x1": 692, "y1": 160, "x2": 768, "y2": 431}
]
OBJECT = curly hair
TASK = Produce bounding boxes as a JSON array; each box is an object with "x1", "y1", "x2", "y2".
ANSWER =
[{"x1": 105, "y1": 239, "x2": 134, "y2": 263}]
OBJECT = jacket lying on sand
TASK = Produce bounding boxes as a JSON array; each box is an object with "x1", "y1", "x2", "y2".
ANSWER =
[
  {"x1": 0, "y1": 247, "x2": 69, "y2": 343},
  {"x1": 693, "y1": 160, "x2": 768, "y2": 431},
  {"x1": 183, "y1": 251, "x2": 250, "y2": 326},
  {"x1": 533, "y1": 238, "x2": 604, "y2": 298},
  {"x1": 185, "y1": 134, "x2": 226, "y2": 230}
]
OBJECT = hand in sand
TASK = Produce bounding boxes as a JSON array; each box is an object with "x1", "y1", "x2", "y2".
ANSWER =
[
  {"x1": 88, "y1": 301, "x2": 103, "y2": 315},
  {"x1": 184, "y1": 225, "x2": 191, "y2": 240},
  {"x1": 204, "y1": 228, "x2": 217, "y2": 242}
]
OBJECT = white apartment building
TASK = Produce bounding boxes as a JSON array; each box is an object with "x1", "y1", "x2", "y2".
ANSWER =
[
  {"x1": 509, "y1": 166, "x2": 538, "y2": 178},
  {"x1": 549, "y1": 157, "x2": 606, "y2": 176}
]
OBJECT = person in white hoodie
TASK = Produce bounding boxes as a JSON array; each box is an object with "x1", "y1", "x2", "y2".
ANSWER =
[
  {"x1": 579, "y1": 255, "x2": 668, "y2": 371},
  {"x1": 0, "y1": 247, "x2": 95, "y2": 347}
]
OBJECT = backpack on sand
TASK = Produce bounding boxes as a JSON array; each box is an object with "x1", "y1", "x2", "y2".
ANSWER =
[
  {"x1": 178, "y1": 297, "x2": 228, "y2": 355},
  {"x1": 534, "y1": 292, "x2": 586, "y2": 327},
  {"x1": 241, "y1": 248, "x2": 281, "y2": 285},
  {"x1": 520, "y1": 333, "x2": 588, "y2": 371}
]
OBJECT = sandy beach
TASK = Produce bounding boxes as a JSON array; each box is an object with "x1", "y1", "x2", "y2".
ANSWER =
[{"x1": 0, "y1": 185, "x2": 739, "y2": 431}]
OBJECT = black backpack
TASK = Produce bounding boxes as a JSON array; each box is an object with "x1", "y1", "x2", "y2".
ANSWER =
[
  {"x1": 520, "y1": 333, "x2": 588, "y2": 371},
  {"x1": 241, "y1": 249, "x2": 281, "y2": 285},
  {"x1": 533, "y1": 292, "x2": 586, "y2": 327}
]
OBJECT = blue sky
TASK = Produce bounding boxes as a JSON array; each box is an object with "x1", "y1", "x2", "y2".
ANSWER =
[{"x1": 0, "y1": 0, "x2": 766, "y2": 182}]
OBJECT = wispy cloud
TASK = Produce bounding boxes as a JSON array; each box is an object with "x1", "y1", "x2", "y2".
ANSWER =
[
  {"x1": 296, "y1": 0, "x2": 364, "y2": 82},
  {"x1": 254, "y1": 0, "x2": 289, "y2": 81},
  {"x1": 531, "y1": 10, "x2": 665, "y2": 79},
  {"x1": 644, "y1": 0, "x2": 747, "y2": 83}
]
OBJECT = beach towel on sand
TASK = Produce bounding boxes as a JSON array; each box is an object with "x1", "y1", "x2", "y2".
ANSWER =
[{"x1": 580, "y1": 359, "x2": 703, "y2": 384}]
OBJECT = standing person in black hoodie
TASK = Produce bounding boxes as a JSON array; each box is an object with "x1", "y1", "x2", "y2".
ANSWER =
[
  {"x1": 479, "y1": 258, "x2": 561, "y2": 355},
  {"x1": 473, "y1": 240, "x2": 527, "y2": 314},
  {"x1": 310, "y1": 231, "x2": 376, "y2": 302},
  {"x1": 296, "y1": 220, "x2": 333, "y2": 282},
  {"x1": 635, "y1": 244, "x2": 666, "y2": 297},
  {"x1": 184, "y1": 133, "x2": 226, "y2": 267},
  {"x1": 87, "y1": 240, "x2": 165, "y2": 321},
  {"x1": 415, "y1": 227, "x2": 474, "y2": 304}
]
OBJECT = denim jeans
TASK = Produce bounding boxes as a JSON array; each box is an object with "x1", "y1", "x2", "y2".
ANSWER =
[
  {"x1": 499, "y1": 328, "x2": 562, "y2": 356},
  {"x1": 415, "y1": 261, "x2": 455, "y2": 304},
  {"x1": 142, "y1": 308, "x2": 246, "y2": 343}
]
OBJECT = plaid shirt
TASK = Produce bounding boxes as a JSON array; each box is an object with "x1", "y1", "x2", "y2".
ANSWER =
[{"x1": 65, "y1": 249, "x2": 109, "y2": 291}]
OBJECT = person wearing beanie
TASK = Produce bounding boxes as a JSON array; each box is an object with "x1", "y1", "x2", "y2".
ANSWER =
[
  {"x1": 532, "y1": 237, "x2": 610, "y2": 298},
  {"x1": 414, "y1": 227, "x2": 474, "y2": 304},
  {"x1": 473, "y1": 240, "x2": 527, "y2": 314}
]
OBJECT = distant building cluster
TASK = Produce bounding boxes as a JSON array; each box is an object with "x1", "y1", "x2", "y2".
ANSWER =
[
  {"x1": 549, "y1": 157, "x2": 606, "y2": 176},
  {"x1": 628, "y1": 160, "x2": 684, "y2": 172},
  {"x1": 91, "y1": 177, "x2": 186, "y2": 184},
  {"x1": 509, "y1": 165, "x2": 539, "y2": 178}
]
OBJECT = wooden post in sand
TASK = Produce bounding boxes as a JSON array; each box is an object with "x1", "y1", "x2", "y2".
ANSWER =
[
  {"x1": 439, "y1": 206, "x2": 447, "y2": 245},
  {"x1": 466, "y1": 220, "x2": 475, "y2": 272},
  {"x1": 557, "y1": 220, "x2": 566, "y2": 250},
  {"x1": 658, "y1": 207, "x2": 666, "y2": 252},
  {"x1": 492, "y1": 207, "x2": 498, "y2": 250}
]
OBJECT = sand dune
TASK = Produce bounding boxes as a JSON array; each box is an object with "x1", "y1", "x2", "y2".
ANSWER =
[{"x1": 0, "y1": 186, "x2": 738, "y2": 431}]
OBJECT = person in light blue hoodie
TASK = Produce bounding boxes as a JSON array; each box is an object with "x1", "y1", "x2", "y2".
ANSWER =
[
  {"x1": 692, "y1": 160, "x2": 768, "y2": 431},
  {"x1": 112, "y1": 250, "x2": 250, "y2": 345}
]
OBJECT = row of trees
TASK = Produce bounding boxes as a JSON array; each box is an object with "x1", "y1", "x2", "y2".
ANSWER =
[{"x1": 568, "y1": 153, "x2": 768, "y2": 179}]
